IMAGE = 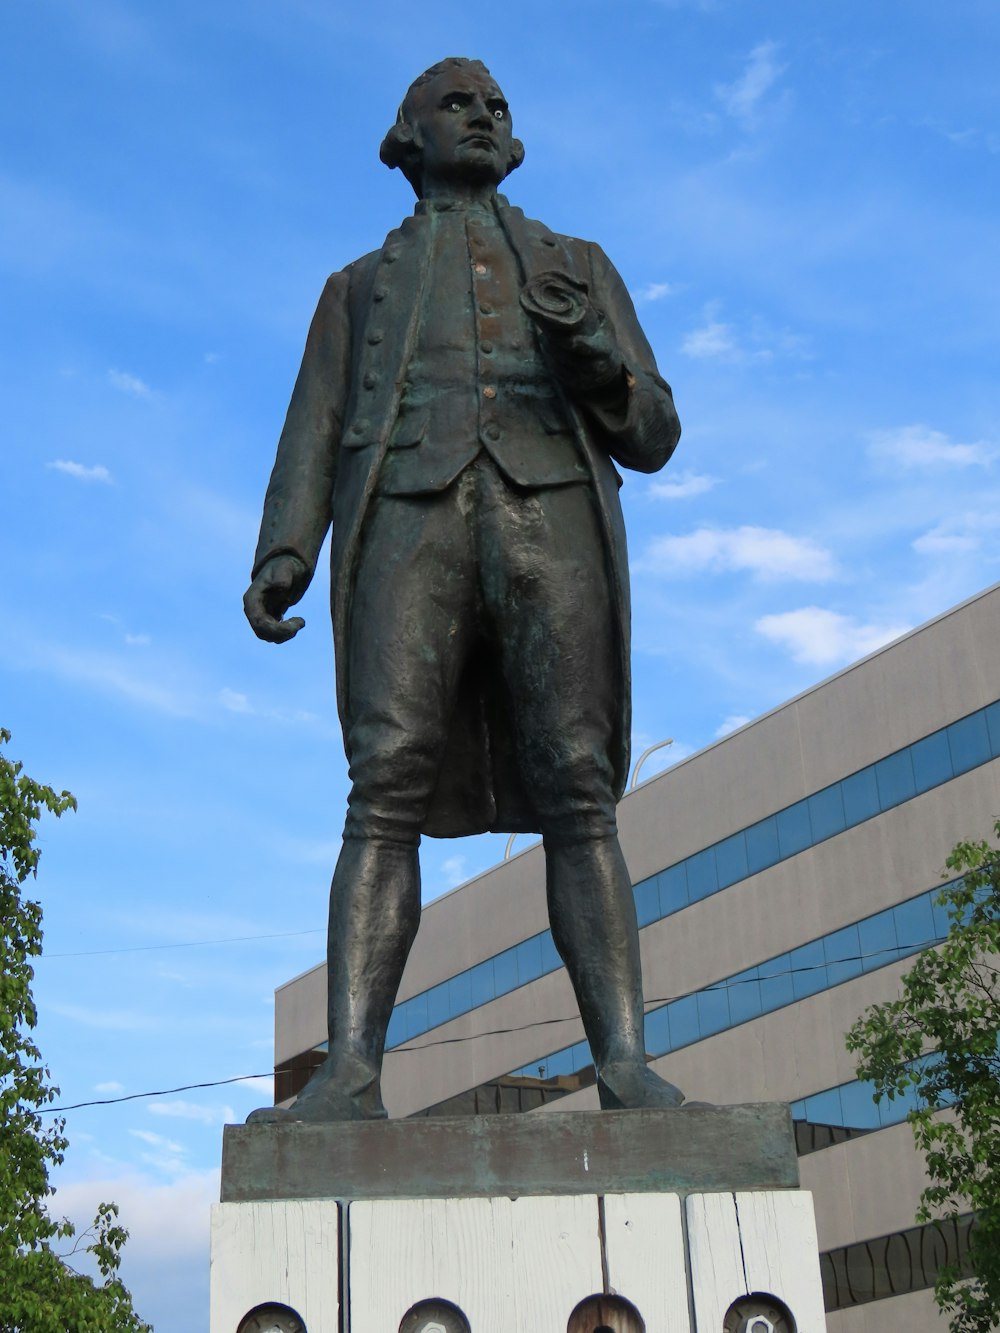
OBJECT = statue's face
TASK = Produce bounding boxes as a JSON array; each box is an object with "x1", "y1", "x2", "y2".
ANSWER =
[{"x1": 408, "y1": 66, "x2": 512, "y2": 191}]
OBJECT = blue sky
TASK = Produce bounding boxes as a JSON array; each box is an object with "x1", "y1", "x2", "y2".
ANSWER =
[{"x1": 2, "y1": 1, "x2": 998, "y2": 1327}]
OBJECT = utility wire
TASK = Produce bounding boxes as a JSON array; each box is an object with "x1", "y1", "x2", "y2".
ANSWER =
[
  {"x1": 41, "y1": 928, "x2": 323, "y2": 959},
  {"x1": 41, "y1": 937, "x2": 946, "y2": 1115}
]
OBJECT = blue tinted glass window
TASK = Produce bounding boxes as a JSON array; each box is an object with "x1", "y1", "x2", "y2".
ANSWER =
[
  {"x1": 538, "y1": 931, "x2": 562, "y2": 974},
  {"x1": 790, "y1": 1097, "x2": 807, "y2": 1119},
  {"x1": 892, "y1": 893, "x2": 936, "y2": 953},
  {"x1": 659, "y1": 864, "x2": 688, "y2": 915},
  {"x1": 542, "y1": 1047, "x2": 574, "y2": 1078},
  {"x1": 746, "y1": 816, "x2": 780, "y2": 875},
  {"x1": 758, "y1": 953, "x2": 794, "y2": 1012},
  {"x1": 667, "y1": 994, "x2": 700, "y2": 1049},
  {"x1": 468, "y1": 959, "x2": 495, "y2": 1009},
  {"x1": 808, "y1": 785, "x2": 846, "y2": 843},
  {"x1": 776, "y1": 800, "x2": 812, "y2": 858},
  {"x1": 686, "y1": 847, "x2": 719, "y2": 902},
  {"x1": 804, "y1": 1086, "x2": 843, "y2": 1127},
  {"x1": 644, "y1": 1004, "x2": 671, "y2": 1056},
  {"x1": 697, "y1": 985, "x2": 731, "y2": 1038},
  {"x1": 839, "y1": 1078, "x2": 881, "y2": 1130},
  {"x1": 405, "y1": 990, "x2": 429, "y2": 1038},
  {"x1": 447, "y1": 969, "x2": 472, "y2": 1017},
  {"x1": 875, "y1": 750, "x2": 916, "y2": 810},
  {"x1": 948, "y1": 712, "x2": 992, "y2": 775},
  {"x1": 841, "y1": 767, "x2": 880, "y2": 826},
  {"x1": 727, "y1": 968, "x2": 763, "y2": 1026},
  {"x1": 858, "y1": 909, "x2": 900, "y2": 970},
  {"x1": 715, "y1": 833, "x2": 749, "y2": 889},
  {"x1": 823, "y1": 923, "x2": 863, "y2": 987},
  {"x1": 516, "y1": 933, "x2": 544, "y2": 985},
  {"x1": 986, "y1": 701, "x2": 1000, "y2": 758},
  {"x1": 386, "y1": 1007, "x2": 408, "y2": 1048},
  {"x1": 492, "y1": 946, "x2": 518, "y2": 996},
  {"x1": 790, "y1": 937, "x2": 827, "y2": 1000},
  {"x1": 910, "y1": 730, "x2": 953, "y2": 794},
  {"x1": 425, "y1": 982, "x2": 451, "y2": 1030},
  {"x1": 931, "y1": 893, "x2": 954, "y2": 940},
  {"x1": 568, "y1": 1041, "x2": 592, "y2": 1074},
  {"x1": 634, "y1": 876, "x2": 661, "y2": 927}
]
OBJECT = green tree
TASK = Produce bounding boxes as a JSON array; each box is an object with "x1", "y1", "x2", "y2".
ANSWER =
[
  {"x1": 0, "y1": 728, "x2": 150, "y2": 1332},
  {"x1": 846, "y1": 820, "x2": 1000, "y2": 1333}
]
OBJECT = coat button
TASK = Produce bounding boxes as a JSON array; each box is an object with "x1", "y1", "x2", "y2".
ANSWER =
[
  {"x1": 351, "y1": 421, "x2": 368, "y2": 436},
  {"x1": 363, "y1": 372, "x2": 378, "y2": 389},
  {"x1": 483, "y1": 423, "x2": 501, "y2": 441},
  {"x1": 473, "y1": 262, "x2": 487, "y2": 275},
  {"x1": 373, "y1": 287, "x2": 388, "y2": 302},
  {"x1": 480, "y1": 341, "x2": 493, "y2": 354},
  {"x1": 383, "y1": 250, "x2": 400, "y2": 264},
  {"x1": 367, "y1": 331, "x2": 383, "y2": 345},
  {"x1": 479, "y1": 302, "x2": 494, "y2": 316},
  {"x1": 482, "y1": 386, "x2": 497, "y2": 399}
]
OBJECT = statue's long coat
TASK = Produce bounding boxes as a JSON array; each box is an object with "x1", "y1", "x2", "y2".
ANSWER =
[{"x1": 252, "y1": 198, "x2": 680, "y2": 838}]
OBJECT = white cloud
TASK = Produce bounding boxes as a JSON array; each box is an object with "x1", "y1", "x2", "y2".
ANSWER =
[
  {"x1": 639, "y1": 526, "x2": 836, "y2": 581},
  {"x1": 911, "y1": 510, "x2": 1000, "y2": 557},
  {"x1": 129, "y1": 1128, "x2": 184, "y2": 1154},
  {"x1": 46, "y1": 459, "x2": 112, "y2": 483},
  {"x1": 219, "y1": 687, "x2": 253, "y2": 713},
  {"x1": 681, "y1": 318, "x2": 739, "y2": 360},
  {"x1": 108, "y1": 368, "x2": 152, "y2": 398},
  {"x1": 441, "y1": 855, "x2": 467, "y2": 888},
  {"x1": 648, "y1": 470, "x2": 717, "y2": 500},
  {"x1": 755, "y1": 607, "x2": 910, "y2": 666},
  {"x1": 636, "y1": 281, "x2": 676, "y2": 303},
  {"x1": 94, "y1": 1080, "x2": 124, "y2": 1094},
  {"x1": 715, "y1": 41, "x2": 787, "y2": 126},
  {"x1": 124, "y1": 632, "x2": 151, "y2": 647},
  {"x1": 51, "y1": 1167, "x2": 216, "y2": 1332},
  {"x1": 912, "y1": 529, "x2": 979, "y2": 555},
  {"x1": 868, "y1": 424, "x2": 995, "y2": 469},
  {"x1": 147, "y1": 1099, "x2": 235, "y2": 1126},
  {"x1": 715, "y1": 714, "x2": 751, "y2": 738}
]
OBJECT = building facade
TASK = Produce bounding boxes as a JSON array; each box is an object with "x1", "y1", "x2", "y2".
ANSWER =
[{"x1": 272, "y1": 581, "x2": 1000, "y2": 1331}]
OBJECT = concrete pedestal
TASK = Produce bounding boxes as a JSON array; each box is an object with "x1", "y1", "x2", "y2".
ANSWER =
[{"x1": 210, "y1": 1106, "x2": 827, "y2": 1333}]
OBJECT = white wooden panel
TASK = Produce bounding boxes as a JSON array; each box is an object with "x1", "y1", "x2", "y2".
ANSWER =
[
  {"x1": 510, "y1": 1195, "x2": 606, "y2": 1330},
  {"x1": 733, "y1": 1191, "x2": 826, "y2": 1333},
  {"x1": 603, "y1": 1194, "x2": 690, "y2": 1333},
  {"x1": 686, "y1": 1192, "x2": 827, "y2": 1333},
  {"x1": 210, "y1": 1200, "x2": 339, "y2": 1333},
  {"x1": 349, "y1": 1195, "x2": 604, "y2": 1333}
]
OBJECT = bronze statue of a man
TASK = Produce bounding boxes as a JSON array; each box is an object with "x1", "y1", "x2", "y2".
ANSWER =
[{"x1": 244, "y1": 57, "x2": 686, "y2": 1121}]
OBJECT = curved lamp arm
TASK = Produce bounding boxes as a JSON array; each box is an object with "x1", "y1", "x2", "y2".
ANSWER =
[{"x1": 630, "y1": 738, "x2": 674, "y2": 789}]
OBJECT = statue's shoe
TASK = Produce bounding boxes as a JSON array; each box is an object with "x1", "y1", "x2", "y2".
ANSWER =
[
  {"x1": 246, "y1": 1057, "x2": 387, "y2": 1124},
  {"x1": 596, "y1": 1061, "x2": 689, "y2": 1111}
]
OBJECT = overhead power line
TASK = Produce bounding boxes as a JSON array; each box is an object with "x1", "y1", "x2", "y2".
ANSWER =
[
  {"x1": 40, "y1": 936, "x2": 945, "y2": 1115},
  {"x1": 41, "y1": 927, "x2": 323, "y2": 959}
]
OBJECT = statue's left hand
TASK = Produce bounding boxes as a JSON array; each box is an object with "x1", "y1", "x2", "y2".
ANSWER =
[{"x1": 243, "y1": 554, "x2": 308, "y2": 643}]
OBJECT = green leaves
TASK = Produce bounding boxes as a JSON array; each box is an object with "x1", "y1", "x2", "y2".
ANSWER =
[
  {"x1": 0, "y1": 730, "x2": 150, "y2": 1332},
  {"x1": 846, "y1": 820, "x2": 1000, "y2": 1333}
]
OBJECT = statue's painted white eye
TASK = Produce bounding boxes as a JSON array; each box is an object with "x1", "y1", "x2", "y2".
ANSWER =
[
  {"x1": 449, "y1": 101, "x2": 462, "y2": 112},
  {"x1": 493, "y1": 109, "x2": 505, "y2": 119}
]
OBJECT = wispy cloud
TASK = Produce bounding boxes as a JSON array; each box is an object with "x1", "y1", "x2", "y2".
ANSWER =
[
  {"x1": 715, "y1": 714, "x2": 751, "y2": 738},
  {"x1": 94, "y1": 1080, "x2": 124, "y2": 1094},
  {"x1": 218, "y1": 686, "x2": 321, "y2": 726},
  {"x1": 648, "y1": 471, "x2": 717, "y2": 500},
  {"x1": 50, "y1": 1002, "x2": 160, "y2": 1032},
  {"x1": 108, "y1": 368, "x2": 152, "y2": 398},
  {"x1": 912, "y1": 510, "x2": 1000, "y2": 557},
  {"x1": 680, "y1": 305, "x2": 805, "y2": 363},
  {"x1": 46, "y1": 459, "x2": 112, "y2": 483},
  {"x1": 638, "y1": 526, "x2": 836, "y2": 581},
  {"x1": 635, "y1": 281, "x2": 676, "y2": 303},
  {"x1": 868, "y1": 424, "x2": 996, "y2": 469},
  {"x1": 715, "y1": 40, "x2": 788, "y2": 127},
  {"x1": 147, "y1": 1100, "x2": 234, "y2": 1126},
  {"x1": 755, "y1": 607, "x2": 910, "y2": 666},
  {"x1": 440, "y1": 855, "x2": 467, "y2": 888}
]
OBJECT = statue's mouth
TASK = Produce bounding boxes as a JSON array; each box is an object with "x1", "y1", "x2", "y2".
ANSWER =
[{"x1": 460, "y1": 133, "x2": 495, "y2": 150}]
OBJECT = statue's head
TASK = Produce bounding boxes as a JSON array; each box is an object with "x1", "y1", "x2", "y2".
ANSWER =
[{"x1": 380, "y1": 57, "x2": 525, "y2": 198}]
